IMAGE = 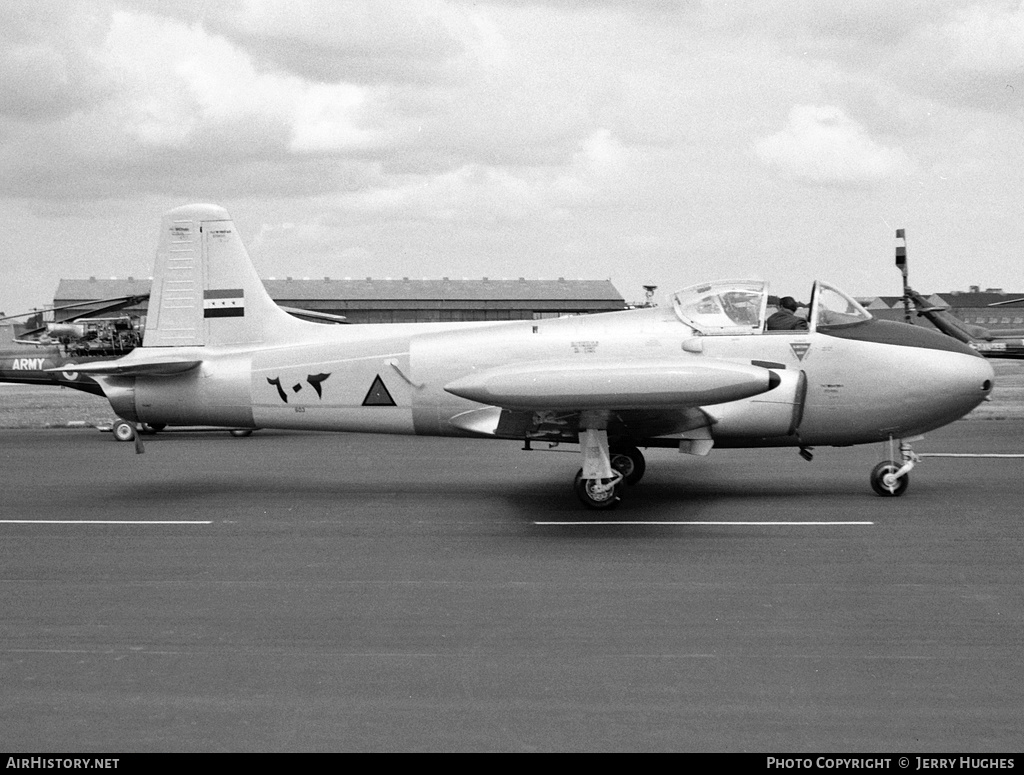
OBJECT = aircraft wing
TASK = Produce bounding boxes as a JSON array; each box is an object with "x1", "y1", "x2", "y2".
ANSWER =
[
  {"x1": 444, "y1": 359, "x2": 779, "y2": 411},
  {"x1": 45, "y1": 356, "x2": 202, "y2": 377}
]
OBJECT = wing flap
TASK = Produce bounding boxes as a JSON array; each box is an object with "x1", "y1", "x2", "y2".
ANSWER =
[{"x1": 444, "y1": 359, "x2": 779, "y2": 411}]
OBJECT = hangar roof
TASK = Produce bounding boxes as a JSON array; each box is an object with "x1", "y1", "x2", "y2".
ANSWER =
[
  {"x1": 858, "y1": 292, "x2": 1024, "y2": 310},
  {"x1": 55, "y1": 277, "x2": 625, "y2": 304}
]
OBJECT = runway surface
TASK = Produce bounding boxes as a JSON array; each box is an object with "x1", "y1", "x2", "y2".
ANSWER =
[{"x1": 1, "y1": 421, "x2": 1022, "y2": 752}]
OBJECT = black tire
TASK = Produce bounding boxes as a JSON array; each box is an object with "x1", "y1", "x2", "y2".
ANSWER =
[
  {"x1": 610, "y1": 444, "x2": 646, "y2": 485},
  {"x1": 112, "y1": 420, "x2": 135, "y2": 443},
  {"x1": 871, "y1": 460, "x2": 909, "y2": 497},
  {"x1": 573, "y1": 469, "x2": 621, "y2": 510},
  {"x1": 229, "y1": 429, "x2": 253, "y2": 437}
]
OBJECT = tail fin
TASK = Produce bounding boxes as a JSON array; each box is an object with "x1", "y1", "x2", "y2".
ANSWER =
[{"x1": 143, "y1": 203, "x2": 306, "y2": 347}]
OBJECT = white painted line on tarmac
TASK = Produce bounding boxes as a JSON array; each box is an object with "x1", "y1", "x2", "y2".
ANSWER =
[
  {"x1": 919, "y1": 453, "x2": 1024, "y2": 458},
  {"x1": 534, "y1": 521, "x2": 874, "y2": 526},
  {"x1": 0, "y1": 520, "x2": 212, "y2": 525}
]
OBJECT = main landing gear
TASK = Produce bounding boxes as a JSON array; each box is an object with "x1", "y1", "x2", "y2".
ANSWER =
[
  {"x1": 610, "y1": 444, "x2": 646, "y2": 486},
  {"x1": 870, "y1": 438, "x2": 920, "y2": 497},
  {"x1": 573, "y1": 469, "x2": 622, "y2": 510},
  {"x1": 573, "y1": 430, "x2": 647, "y2": 510}
]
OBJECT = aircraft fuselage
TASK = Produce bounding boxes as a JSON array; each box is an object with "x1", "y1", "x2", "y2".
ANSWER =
[{"x1": 105, "y1": 304, "x2": 992, "y2": 449}]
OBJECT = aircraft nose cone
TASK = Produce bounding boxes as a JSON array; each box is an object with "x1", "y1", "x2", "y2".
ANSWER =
[
  {"x1": 941, "y1": 352, "x2": 995, "y2": 420},
  {"x1": 970, "y1": 354, "x2": 995, "y2": 399},
  {"x1": 888, "y1": 347, "x2": 995, "y2": 438}
]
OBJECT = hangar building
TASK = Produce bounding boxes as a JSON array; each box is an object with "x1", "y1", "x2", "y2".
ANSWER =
[
  {"x1": 53, "y1": 276, "x2": 627, "y2": 324},
  {"x1": 48, "y1": 279, "x2": 1024, "y2": 330},
  {"x1": 857, "y1": 288, "x2": 1024, "y2": 332}
]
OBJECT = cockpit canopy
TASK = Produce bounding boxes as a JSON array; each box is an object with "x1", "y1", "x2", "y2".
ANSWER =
[{"x1": 670, "y1": 279, "x2": 872, "y2": 335}]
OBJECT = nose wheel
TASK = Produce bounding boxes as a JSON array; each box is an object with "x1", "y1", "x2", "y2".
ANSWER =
[
  {"x1": 870, "y1": 460, "x2": 910, "y2": 496},
  {"x1": 871, "y1": 438, "x2": 920, "y2": 497}
]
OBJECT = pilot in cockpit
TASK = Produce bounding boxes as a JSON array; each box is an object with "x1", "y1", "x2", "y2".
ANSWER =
[{"x1": 766, "y1": 296, "x2": 808, "y2": 331}]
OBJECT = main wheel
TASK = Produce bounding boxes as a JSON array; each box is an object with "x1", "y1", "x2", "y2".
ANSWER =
[
  {"x1": 112, "y1": 419, "x2": 136, "y2": 443},
  {"x1": 610, "y1": 444, "x2": 646, "y2": 485},
  {"x1": 871, "y1": 460, "x2": 909, "y2": 497},
  {"x1": 229, "y1": 429, "x2": 253, "y2": 437},
  {"x1": 573, "y1": 469, "x2": 621, "y2": 510}
]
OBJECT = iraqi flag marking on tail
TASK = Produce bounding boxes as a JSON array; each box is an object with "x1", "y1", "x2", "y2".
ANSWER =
[{"x1": 204, "y1": 289, "x2": 245, "y2": 318}]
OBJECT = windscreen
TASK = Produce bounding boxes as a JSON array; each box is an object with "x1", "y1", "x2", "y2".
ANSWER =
[{"x1": 812, "y1": 283, "x2": 873, "y2": 329}]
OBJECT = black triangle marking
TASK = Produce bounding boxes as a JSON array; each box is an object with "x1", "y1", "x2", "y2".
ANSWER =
[{"x1": 362, "y1": 374, "x2": 396, "y2": 407}]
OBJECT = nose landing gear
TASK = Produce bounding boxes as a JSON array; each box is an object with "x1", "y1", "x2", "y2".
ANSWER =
[
  {"x1": 871, "y1": 438, "x2": 921, "y2": 497},
  {"x1": 870, "y1": 460, "x2": 910, "y2": 496}
]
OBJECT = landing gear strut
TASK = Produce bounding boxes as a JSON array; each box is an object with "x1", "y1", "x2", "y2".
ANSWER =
[
  {"x1": 571, "y1": 433, "x2": 648, "y2": 508},
  {"x1": 574, "y1": 426, "x2": 623, "y2": 509},
  {"x1": 871, "y1": 438, "x2": 920, "y2": 497}
]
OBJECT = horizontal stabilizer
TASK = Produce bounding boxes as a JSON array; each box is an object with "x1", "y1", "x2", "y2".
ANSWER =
[
  {"x1": 444, "y1": 359, "x2": 780, "y2": 411},
  {"x1": 46, "y1": 357, "x2": 202, "y2": 377},
  {"x1": 280, "y1": 306, "x2": 349, "y2": 324}
]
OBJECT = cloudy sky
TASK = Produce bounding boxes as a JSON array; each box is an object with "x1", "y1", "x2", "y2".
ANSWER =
[{"x1": 1, "y1": 0, "x2": 1022, "y2": 317}]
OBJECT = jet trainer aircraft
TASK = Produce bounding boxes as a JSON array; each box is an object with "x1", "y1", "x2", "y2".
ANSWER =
[{"x1": 59, "y1": 204, "x2": 994, "y2": 508}]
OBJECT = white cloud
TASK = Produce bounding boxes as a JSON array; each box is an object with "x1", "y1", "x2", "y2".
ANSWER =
[
  {"x1": 163, "y1": 0, "x2": 493, "y2": 83},
  {"x1": 0, "y1": 2, "x2": 113, "y2": 121},
  {"x1": 288, "y1": 83, "x2": 377, "y2": 153},
  {"x1": 341, "y1": 165, "x2": 547, "y2": 223},
  {"x1": 102, "y1": 12, "x2": 322, "y2": 149},
  {"x1": 923, "y1": 3, "x2": 1024, "y2": 74},
  {"x1": 334, "y1": 128, "x2": 634, "y2": 223},
  {"x1": 754, "y1": 105, "x2": 914, "y2": 184}
]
